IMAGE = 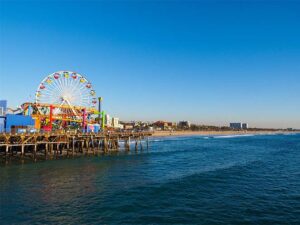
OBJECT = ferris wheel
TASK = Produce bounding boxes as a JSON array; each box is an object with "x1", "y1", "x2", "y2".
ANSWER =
[{"x1": 35, "y1": 71, "x2": 97, "y2": 115}]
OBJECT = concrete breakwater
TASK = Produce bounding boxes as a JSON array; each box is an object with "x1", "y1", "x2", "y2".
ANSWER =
[{"x1": 0, "y1": 132, "x2": 152, "y2": 164}]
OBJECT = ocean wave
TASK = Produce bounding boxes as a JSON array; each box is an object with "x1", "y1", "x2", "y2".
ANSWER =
[
  {"x1": 211, "y1": 134, "x2": 256, "y2": 139},
  {"x1": 149, "y1": 136, "x2": 203, "y2": 143}
]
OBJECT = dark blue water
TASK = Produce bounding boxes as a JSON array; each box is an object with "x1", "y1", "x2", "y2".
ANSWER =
[{"x1": 0, "y1": 134, "x2": 300, "y2": 224}]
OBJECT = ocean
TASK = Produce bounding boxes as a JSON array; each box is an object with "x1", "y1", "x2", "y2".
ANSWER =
[{"x1": 0, "y1": 133, "x2": 299, "y2": 224}]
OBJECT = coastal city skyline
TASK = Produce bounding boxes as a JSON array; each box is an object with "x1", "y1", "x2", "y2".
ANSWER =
[{"x1": 1, "y1": 1, "x2": 300, "y2": 129}]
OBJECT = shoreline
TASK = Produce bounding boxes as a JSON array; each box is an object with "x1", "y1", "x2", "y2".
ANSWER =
[{"x1": 152, "y1": 130, "x2": 299, "y2": 137}]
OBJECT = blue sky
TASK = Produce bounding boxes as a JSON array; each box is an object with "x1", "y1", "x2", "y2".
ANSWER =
[{"x1": 0, "y1": 0, "x2": 299, "y2": 128}]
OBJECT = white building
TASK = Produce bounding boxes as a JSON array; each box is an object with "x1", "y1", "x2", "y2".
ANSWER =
[
  {"x1": 112, "y1": 117, "x2": 119, "y2": 128},
  {"x1": 105, "y1": 114, "x2": 112, "y2": 127}
]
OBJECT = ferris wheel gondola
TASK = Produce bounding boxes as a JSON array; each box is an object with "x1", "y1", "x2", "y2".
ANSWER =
[{"x1": 35, "y1": 71, "x2": 97, "y2": 117}]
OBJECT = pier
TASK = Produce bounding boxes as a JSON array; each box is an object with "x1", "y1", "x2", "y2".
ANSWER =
[{"x1": 0, "y1": 131, "x2": 152, "y2": 164}]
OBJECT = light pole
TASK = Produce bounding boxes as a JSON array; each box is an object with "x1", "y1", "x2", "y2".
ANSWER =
[{"x1": 98, "y1": 97, "x2": 103, "y2": 126}]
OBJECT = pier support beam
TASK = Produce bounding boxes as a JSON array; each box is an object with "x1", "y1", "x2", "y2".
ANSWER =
[
  {"x1": 21, "y1": 144, "x2": 25, "y2": 158},
  {"x1": 33, "y1": 144, "x2": 37, "y2": 161},
  {"x1": 72, "y1": 137, "x2": 75, "y2": 157},
  {"x1": 135, "y1": 140, "x2": 138, "y2": 151},
  {"x1": 0, "y1": 132, "x2": 152, "y2": 164},
  {"x1": 45, "y1": 143, "x2": 48, "y2": 159},
  {"x1": 139, "y1": 137, "x2": 143, "y2": 150},
  {"x1": 147, "y1": 137, "x2": 149, "y2": 149}
]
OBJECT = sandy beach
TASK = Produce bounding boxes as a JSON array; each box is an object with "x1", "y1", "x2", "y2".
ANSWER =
[{"x1": 152, "y1": 130, "x2": 298, "y2": 137}]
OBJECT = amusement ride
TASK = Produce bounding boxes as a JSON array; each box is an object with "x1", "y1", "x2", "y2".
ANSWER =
[{"x1": 21, "y1": 71, "x2": 103, "y2": 131}]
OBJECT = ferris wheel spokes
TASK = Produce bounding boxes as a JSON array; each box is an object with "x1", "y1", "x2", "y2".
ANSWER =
[{"x1": 35, "y1": 71, "x2": 97, "y2": 116}]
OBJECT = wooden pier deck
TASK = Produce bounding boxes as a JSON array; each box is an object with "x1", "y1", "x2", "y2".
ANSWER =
[{"x1": 0, "y1": 132, "x2": 152, "y2": 164}]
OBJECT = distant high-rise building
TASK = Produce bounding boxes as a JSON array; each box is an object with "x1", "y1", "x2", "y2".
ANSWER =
[
  {"x1": 230, "y1": 122, "x2": 248, "y2": 130},
  {"x1": 0, "y1": 100, "x2": 7, "y2": 116},
  {"x1": 230, "y1": 122, "x2": 242, "y2": 129},
  {"x1": 242, "y1": 123, "x2": 248, "y2": 129}
]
